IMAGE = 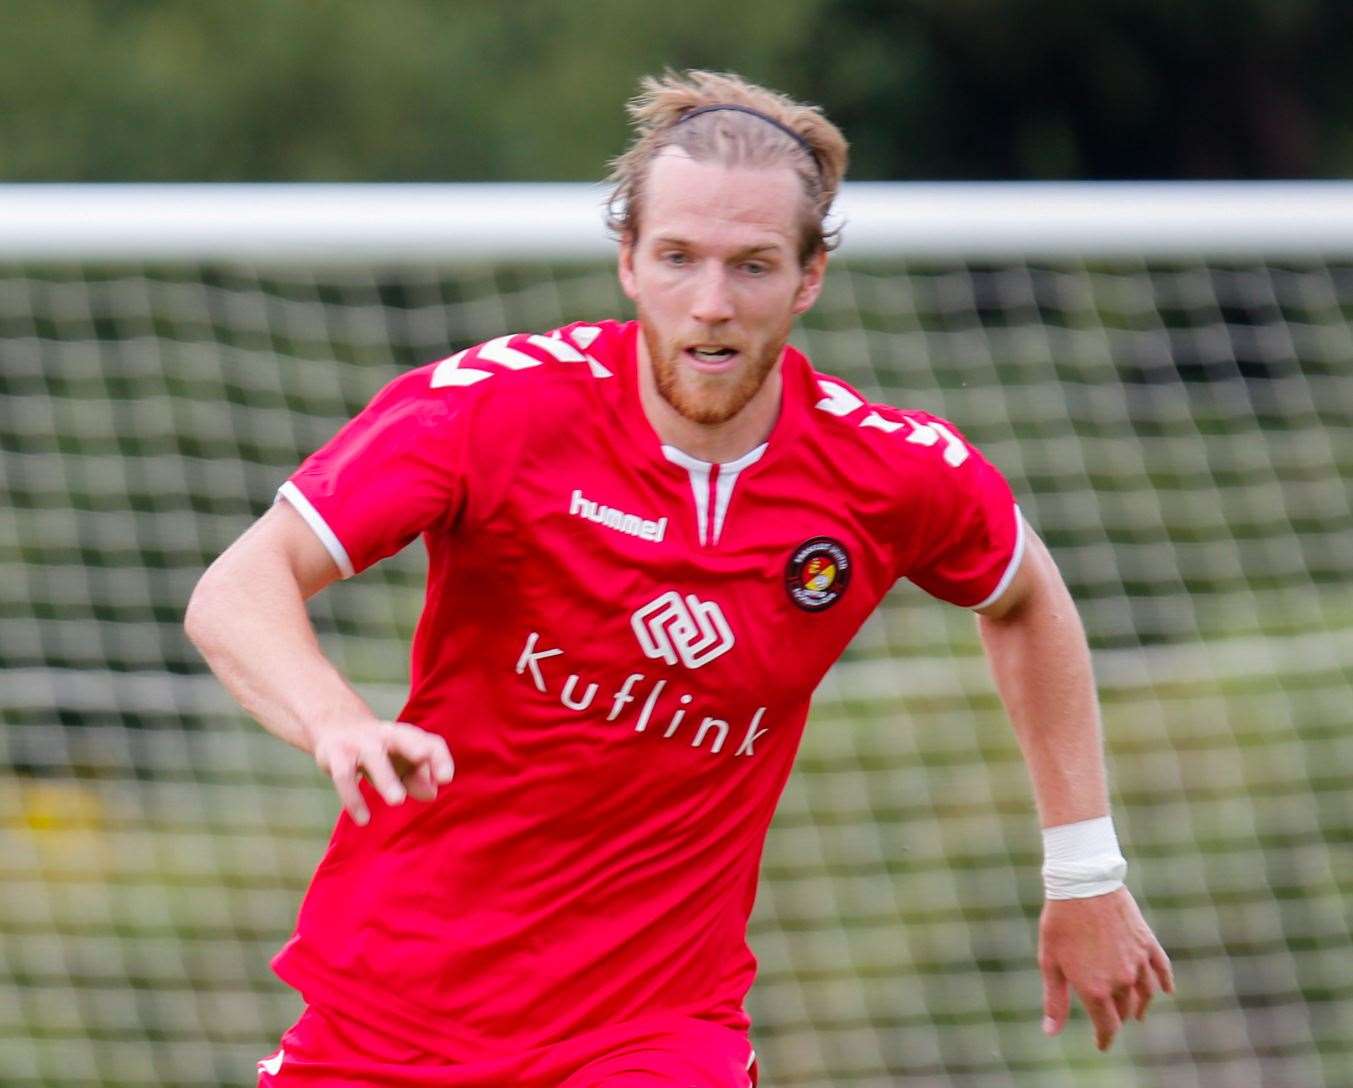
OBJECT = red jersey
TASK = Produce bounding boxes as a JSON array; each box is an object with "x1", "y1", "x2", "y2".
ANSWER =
[{"x1": 274, "y1": 319, "x2": 1023, "y2": 1060}]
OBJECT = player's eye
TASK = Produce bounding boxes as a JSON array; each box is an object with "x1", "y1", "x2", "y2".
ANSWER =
[
  {"x1": 741, "y1": 261, "x2": 770, "y2": 276},
  {"x1": 660, "y1": 251, "x2": 689, "y2": 266}
]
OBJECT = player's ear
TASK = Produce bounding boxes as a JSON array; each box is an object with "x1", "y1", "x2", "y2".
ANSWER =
[
  {"x1": 792, "y1": 247, "x2": 828, "y2": 315},
  {"x1": 618, "y1": 232, "x2": 639, "y2": 302}
]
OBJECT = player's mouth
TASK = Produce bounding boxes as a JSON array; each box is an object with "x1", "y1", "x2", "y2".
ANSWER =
[{"x1": 683, "y1": 345, "x2": 741, "y2": 373}]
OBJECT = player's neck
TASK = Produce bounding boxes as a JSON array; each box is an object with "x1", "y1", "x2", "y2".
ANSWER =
[{"x1": 636, "y1": 343, "x2": 783, "y2": 465}]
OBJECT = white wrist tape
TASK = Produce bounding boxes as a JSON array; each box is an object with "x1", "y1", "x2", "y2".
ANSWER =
[{"x1": 1042, "y1": 816, "x2": 1127, "y2": 899}]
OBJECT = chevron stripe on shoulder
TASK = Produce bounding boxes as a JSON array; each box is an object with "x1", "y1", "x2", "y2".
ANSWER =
[
  {"x1": 430, "y1": 326, "x2": 613, "y2": 389},
  {"x1": 812, "y1": 376, "x2": 972, "y2": 469}
]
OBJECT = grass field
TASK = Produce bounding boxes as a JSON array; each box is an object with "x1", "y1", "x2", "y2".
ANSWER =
[{"x1": 3, "y1": 615, "x2": 1349, "y2": 1086}]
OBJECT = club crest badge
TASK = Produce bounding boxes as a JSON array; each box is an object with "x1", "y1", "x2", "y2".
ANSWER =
[{"x1": 785, "y1": 537, "x2": 851, "y2": 612}]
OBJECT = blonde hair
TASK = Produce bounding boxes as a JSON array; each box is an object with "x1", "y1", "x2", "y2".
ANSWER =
[{"x1": 607, "y1": 70, "x2": 850, "y2": 263}]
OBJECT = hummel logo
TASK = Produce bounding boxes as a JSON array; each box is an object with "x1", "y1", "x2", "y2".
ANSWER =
[
  {"x1": 632, "y1": 591, "x2": 734, "y2": 670},
  {"x1": 569, "y1": 488, "x2": 667, "y2": 543},
  {"x1": 257, "y1": 1049, "x2": 285, "y2": 1076}
]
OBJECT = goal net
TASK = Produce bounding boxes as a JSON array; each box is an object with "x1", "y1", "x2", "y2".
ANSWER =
[{"x1": 2, "y1": 184, "x2": 1350, "y2": 1088}]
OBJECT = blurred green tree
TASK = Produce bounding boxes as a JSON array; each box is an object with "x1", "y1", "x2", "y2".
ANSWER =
[
  {"x1": 0, "y1": 0, "x2": 819, "y2": 181},
  {"x1": 796, "y1": 0, "x2": 1353, "y2": 178},
  {"x1": 1, "y1": 0, "x2": 1350, "y2": 181}
]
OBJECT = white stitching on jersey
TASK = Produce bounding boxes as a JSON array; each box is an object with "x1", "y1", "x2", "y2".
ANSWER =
[
  {"x1": 972, "y1": 504, "x2": 1026, "y2": 611},
  {"x1": 429, "y1": 348, "x2": 491, "y2": 388},
  {"x1": 276, "y1": 482, "x2": 355, "y2": 578},
  {"x1": 662, "y1": 444, "x2": 766, "y2": 546}
]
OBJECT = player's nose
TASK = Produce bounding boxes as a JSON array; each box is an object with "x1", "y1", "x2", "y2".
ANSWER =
[{"x1": 689, "y1": 264, "x2": 736, "y2": 325}]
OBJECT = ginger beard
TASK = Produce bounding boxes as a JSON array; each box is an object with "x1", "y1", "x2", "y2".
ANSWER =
[{"x1": 637, "y1": 304, "x2": 791, "y2": 426}]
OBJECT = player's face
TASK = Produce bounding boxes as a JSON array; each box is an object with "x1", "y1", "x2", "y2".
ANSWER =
[{"x1": 619, "y1": 150, "x2": 826, "y2": 427}]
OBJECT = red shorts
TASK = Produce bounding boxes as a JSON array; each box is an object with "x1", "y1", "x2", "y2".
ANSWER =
[{"x1": 256, "y1": 1003, "x2": 758, "y2": 1088}]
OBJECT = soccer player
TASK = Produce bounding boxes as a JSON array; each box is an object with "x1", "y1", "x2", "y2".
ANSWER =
[{"x1": 186, "y1": 70, "x2": 1172, "y2": 1087}]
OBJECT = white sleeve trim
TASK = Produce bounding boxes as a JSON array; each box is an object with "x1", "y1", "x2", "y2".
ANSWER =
[
  {"x1": 276, "y1": 481, "x2": 355, "y2": 579},
  {"x1": 971, "y1": 503, "x2": 1026, "y2": 611}
]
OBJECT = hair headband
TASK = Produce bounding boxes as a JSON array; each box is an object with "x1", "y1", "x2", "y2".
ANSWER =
[{"x1": 671, "y1": 104, "x2": 820, "y2": 173}]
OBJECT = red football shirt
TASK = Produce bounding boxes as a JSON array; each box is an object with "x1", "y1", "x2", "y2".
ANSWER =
[{"x1": 273, "y1": 319, "x2": 1023, "y2": 1059}]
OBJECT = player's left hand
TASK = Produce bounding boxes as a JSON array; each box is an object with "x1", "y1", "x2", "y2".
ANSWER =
[{"x1": 1038, "y1": 886, "x2": 1173, "y2": 1051}]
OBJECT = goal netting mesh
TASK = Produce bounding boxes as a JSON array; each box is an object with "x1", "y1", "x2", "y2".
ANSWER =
[{"x1": 2, "y1": 186, "x2": 1350, "y2": 1087}]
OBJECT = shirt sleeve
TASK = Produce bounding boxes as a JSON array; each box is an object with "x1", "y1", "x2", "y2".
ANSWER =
[
  {"x1": 278, "y1": 365, "x2": 471, "y2": 577},
  {"x1": 893, "y1": 411, "x2": 1025, "y2": 609}
]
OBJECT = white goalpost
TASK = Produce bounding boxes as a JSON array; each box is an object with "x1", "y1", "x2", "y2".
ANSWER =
[
  {"x1": 1, "y1": 183, "x2": 1351, "y2": 1088},
  {"x1": 4, "y1": 181, "x2": 1353, "y2": 261}
]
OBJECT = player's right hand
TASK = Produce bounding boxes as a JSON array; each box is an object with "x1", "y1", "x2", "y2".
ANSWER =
[{"x1": 310, "y1": 719, "x2": 455, "y2": 826}]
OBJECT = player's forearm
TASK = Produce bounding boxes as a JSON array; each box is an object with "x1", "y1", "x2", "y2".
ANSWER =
[
  {"x1": 185, "y1": 552, "x2": 375, "y2": 755},
  {"x1": 977, "y1": 537, "x2": 1109, "y2": 828}
]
